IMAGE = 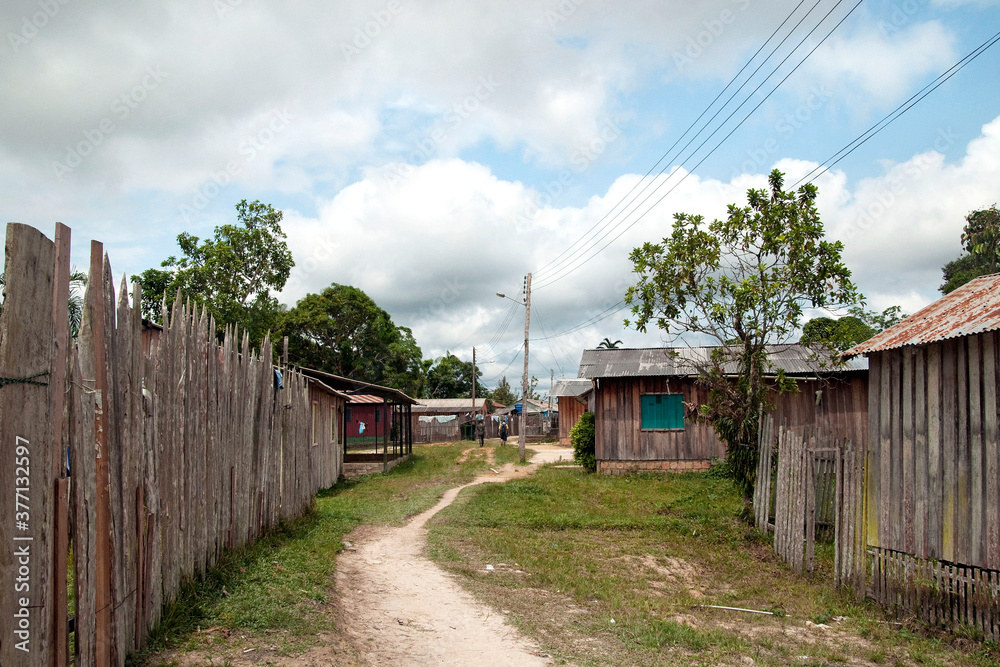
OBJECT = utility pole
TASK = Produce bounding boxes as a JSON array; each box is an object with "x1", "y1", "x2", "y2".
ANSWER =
[
  {"x1": 520, "y1": 273, "x2": 531, "y2": 463},
  {"x1": 472, "y1": 346, "x2": 477, "y2": 445},
  {"x1": 548, "y1": 368, "x2": 553, "y2": 434}
]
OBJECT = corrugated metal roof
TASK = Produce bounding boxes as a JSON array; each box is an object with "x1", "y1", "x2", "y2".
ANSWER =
[
  {"x1": 551, "y1": 378, "x2": 593, "y2": 397},
  {"x1": 845, "y1": 273, "x2": 1000, "y2": 355},
  {"x1": 412, "y1": 398, "x2": 488, "y2": 413},
  {"x1": 348, "y1": 394, "x2": 385, "y2": 404},
  {"x1": 578, "y1": 343, "x2": 867, "y2": 379},
  {"x1": 296, "y1": 366, "x2": 417, "y2": 404}
]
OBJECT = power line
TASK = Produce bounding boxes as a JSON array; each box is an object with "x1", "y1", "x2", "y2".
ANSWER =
[
  {"x1": 531, "y1": 0, "x2": 815, "y2": 284},
  {"x1": 534, "y1": 299, "x2": 630, "y2": 340},
  {"x1": 793, "y1": 29, "x2": 1000, "y2": 188},
  {"x1": 532, "y1": 0, "x2": 843, "y2": 289},
  {"x1": 532, "y1": 0, "x2": 863, "y2": 291}
]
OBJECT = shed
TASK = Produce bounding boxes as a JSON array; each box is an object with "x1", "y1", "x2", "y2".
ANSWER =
[
  {"x1": 580, "y1": 344, "x2": 868, "y2": 475},
  {"x1": 296, "y1": 367, "x2": 416, "y2": 469},
  {"x1": 301, "y1": 375, "x2": 353, "y2": 489},
  {"x1": 411, "y1": 398, "x2": 490, "y2": 442},
  {"x1": 552, "y1": 378, "x2": 593, "y2": 445},
  {"x1": 845, "y1": 274, "x2": 1000, "y2": 633}
]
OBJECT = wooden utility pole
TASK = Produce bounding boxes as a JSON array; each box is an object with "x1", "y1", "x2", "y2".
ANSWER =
[
  {"x1": 520, "y1": 273, "x2": 531, "y2": 463},
  {"x1": 472, "y1": 346, "x2": 477, "y2": 443}
]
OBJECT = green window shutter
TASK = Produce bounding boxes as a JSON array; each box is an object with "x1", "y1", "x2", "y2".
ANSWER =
[{"x1": 641, "y1": 394, "x2": 684, "y2": 429}]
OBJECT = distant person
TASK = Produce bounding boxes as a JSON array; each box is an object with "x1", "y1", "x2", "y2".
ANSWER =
[
  {"x1": 499, "y1": 420, "x2": 508, "y2": 446},
  {"x1": 476, "y1": 418, "x2": 485, "y2": 447}
]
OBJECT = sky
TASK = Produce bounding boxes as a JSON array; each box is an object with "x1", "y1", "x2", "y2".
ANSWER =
[{"x1": 2, "y1": 0, "x2": 999, "y2": 394}]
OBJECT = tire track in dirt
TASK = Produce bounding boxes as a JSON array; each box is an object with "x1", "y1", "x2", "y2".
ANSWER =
[{"x1": 335, "y1": 443, "x2": 572, "y2": 666}]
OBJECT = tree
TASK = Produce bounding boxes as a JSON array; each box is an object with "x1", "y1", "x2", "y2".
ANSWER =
[
  {"x1": 570, "y1": 410, "x2": 596, "y2": 472},
  {"x1": 132, "y1": 200, "x2": 293, "y2": 347},
  {"x1": 800, "y1": 306, "x2": 906, "y2": 353},
  {"x1": 492, "y1": 376, "x2": 518, "y2": 406},
  {"x1": 939, "y1": 205, "x2": 1000, "y2": 294},
  {"x1": 283, "y1": 283, "x2": 425, "y2": 396},
  {"x1": 597, "y1": 337, "x2": 622, "y2": 349},
  {"x1": 425, "y1": 352, "x2": 482, "y2": 399},
  {"x1": 625, "y1": 169, "x2": 860, "y2": 499}
]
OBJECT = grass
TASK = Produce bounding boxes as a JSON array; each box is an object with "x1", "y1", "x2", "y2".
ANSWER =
[
  {"x1": 427, "y1": 465, "x2": 1000, "y2": 666},
  {"x1": 135, "y1": 441, "x2": 518, "y2": 665},
  {"x1": 140, "y1": 443, "x2": 1000, "y2": 667}
]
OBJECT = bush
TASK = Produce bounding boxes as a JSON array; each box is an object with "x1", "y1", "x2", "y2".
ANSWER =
[{"x1": 570, "y1": 411, "x2": 596, "y2": 473}]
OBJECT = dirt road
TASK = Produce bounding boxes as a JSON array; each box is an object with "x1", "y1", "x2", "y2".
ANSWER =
[{"x1": 335, "y1": 442, "x2": 575, "y2": 666}]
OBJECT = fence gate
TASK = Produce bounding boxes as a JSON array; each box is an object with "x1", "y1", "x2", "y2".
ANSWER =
[{"x1": 755, "y1": 416, "x2": 866, "y2": 588}]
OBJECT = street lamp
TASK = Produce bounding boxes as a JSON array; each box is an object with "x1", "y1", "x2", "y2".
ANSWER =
[{"x1": 496, "y1": 274, "x2": 531, "y2": 463}]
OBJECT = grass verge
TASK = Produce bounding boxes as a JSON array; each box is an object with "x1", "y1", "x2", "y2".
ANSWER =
[
  {"x1": 427, "y1": 465, "x2": 1000, "y2": 667},
  {"x1": 135, "y1": 441, "x2": 514, "y2": 665}
]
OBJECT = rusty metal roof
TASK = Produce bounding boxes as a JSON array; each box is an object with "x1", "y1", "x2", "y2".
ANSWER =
[
  {"x1": 845, "y1": 273, "x2": 1000, "y2": 356},
  {"x1": 348, "y1": 394, "x2": 385, "y2": 404},
  {"x1": 579, "y1": 343, "x2": 867, "y2": 379}
]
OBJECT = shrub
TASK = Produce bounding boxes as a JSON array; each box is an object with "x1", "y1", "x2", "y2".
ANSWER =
[{"x1": 570, "y1": 411, "x2": 596, "y2": 473}]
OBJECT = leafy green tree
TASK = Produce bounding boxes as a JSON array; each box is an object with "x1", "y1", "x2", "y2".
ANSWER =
[
  {"x1": 939, "y1": 205, "x2": 1000, "y2": 293},
  {"x1": 425, "y1": 352, "x2": 482, "y2": 399},
  {"x1": 132, "y1": 200, "x2": 293, "y2": 347},
  {"x1": 597, "y1": 337, "x2": 622, "y2": 349},
  {"x1": 492, "y1": 376, "x2": 518, "y2": 406},
  {"x1": 625, "y1": 169, "x2": 860, "y2": 499},
  {"x1": 570, "y1": 410, "x2": 596, "y2": 473},
  {"x1": 283, "y1": 283, "x2": 425, "y2": 395}
]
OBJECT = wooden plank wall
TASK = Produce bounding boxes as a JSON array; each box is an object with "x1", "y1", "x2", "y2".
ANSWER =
[
  {"x1": 595, "y1": 374, "x2": 867, "y2": 463},
  {"x1": 0, "y1": 223, "x2": 345, "y2": 666},
  {"x1": 595, "y1": 377, "x2": 722, "y2": 462},
  {"x1": 558, "y1": 397, "x2": 586, "y2": 444},
  {"x1": 867, "y1": 338, "x2": 1000, "y2": 570}
]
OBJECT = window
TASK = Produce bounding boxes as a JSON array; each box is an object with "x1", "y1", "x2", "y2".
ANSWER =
[
  {"x1": 640, "y1": 394, "x2": 684, "y2": 430},
  {"x1": 331, "y1": 405, "x2": 337, "y2": 442},
  {"x1": 311, "y1": 401, "x2": 319, "y2": 446}
]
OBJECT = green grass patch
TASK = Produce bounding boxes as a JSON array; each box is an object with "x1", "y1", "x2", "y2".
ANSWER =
[
  {"x1": 428, "y1": 465, "x2": 1000, "y2": 666},
  {"x1": 136, "y1": 442, "x2": 503, "y2": 664}
]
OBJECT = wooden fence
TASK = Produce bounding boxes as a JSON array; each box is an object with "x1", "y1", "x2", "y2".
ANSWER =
[
  {"x1": 755, "y1": 416, "x2": 866, "y2": 591},
  {"x1": 0, "y1": 223, "x2": 342, "y2": 666}
]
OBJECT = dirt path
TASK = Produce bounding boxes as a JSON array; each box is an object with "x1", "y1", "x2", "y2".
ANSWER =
[{"x1": 335, "y1": 442, "x2": 574, "y2": 666}]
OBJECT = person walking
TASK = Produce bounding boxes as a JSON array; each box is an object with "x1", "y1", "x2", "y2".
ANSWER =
[
  {"x1": 498, "y1": 420, "x2": 508, "y2": 447},
  {"x1": 476, "y1": 417, "x2": 485, "y2": 447}
]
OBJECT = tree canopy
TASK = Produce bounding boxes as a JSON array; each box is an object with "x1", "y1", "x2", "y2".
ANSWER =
[
  {"x1": 132, "y1": 199, "x2": 293, "y2": 347},
  {"x1": 625, "y1": 169, "x2": 860, "y2": 499},
  {"x1": 492, "y1": 376, "x2": 518, "y2": 406},
  {"x1": 800, "y1": 305, "x2": 906, "y2": 352},
  {"x1": 424, "y1": 352, "x2": 483, "y2": 399},
  {"x1": 939, "y1": 205, "x2": 1000, "y2": 294},
  {"x1": 282, "y1": 283, "x2": 425, "y2": 397}
]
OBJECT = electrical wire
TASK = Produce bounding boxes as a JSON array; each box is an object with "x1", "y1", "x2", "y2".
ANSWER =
[
  {"x1": 531, "y1": 0, "x2": 840, "y2": 289},
  {"x1": 531, "y1": 0, "x2": 815, "y2": 284},
  {"x1": 792, "y1": 28, "x2": 1000, "y2": 188},
  {"x1": 532, "y1": 0, "x2": 864, "y2": 291}
]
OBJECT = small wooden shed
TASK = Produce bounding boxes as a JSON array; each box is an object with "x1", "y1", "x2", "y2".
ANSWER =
[
  {"x1": 845, "y1": 274, "x2": 1000, "y2": 634},
  {"x1": 579, "y1": 345, "x2": 868, "y2": 474},
  {"x1": 551, "y1": 379, "x2": 593, "y2": 445}
]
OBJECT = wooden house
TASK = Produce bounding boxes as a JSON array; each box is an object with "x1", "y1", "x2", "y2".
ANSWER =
[
  {"x1": 579, "y1": 344, "x2": 868, "y2": 474},
  {"x1": 411, "y1": 398, "x2": 489, "y2": 442},
  {"x1": 302, "y1": 374, "x2": 352, "y2": 489},
  {"x1": 845, "y1": 274, "x2": 1000, "y2": 634},
  {"x1": 297, "y1": 367, "x2": 416, "y2": 468},
  {"x1": 552, "y1": 379, "x2": 593, "y2": 445}
]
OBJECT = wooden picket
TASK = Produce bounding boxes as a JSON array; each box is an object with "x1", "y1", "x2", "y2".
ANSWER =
[{"x1": 0, "y1": 223, "x2": 345, "y2": 665}]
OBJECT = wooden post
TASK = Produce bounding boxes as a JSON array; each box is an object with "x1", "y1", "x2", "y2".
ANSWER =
[{"x1": 520, "y1": 273, "x2": 531, "y2": 463}]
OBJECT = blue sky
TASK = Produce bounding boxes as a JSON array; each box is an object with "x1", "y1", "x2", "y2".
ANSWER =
[{"x1": 2, "y1": 0, "x2": 999, "y2": 392}]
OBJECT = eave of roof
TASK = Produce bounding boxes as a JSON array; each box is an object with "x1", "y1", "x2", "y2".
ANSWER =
[
  {"x1": 296, "y1": 367, "x2": 417, "y2": 404},
  {"x1": 845, "y1": 273, "x2": 1000, "y2": 356}
]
